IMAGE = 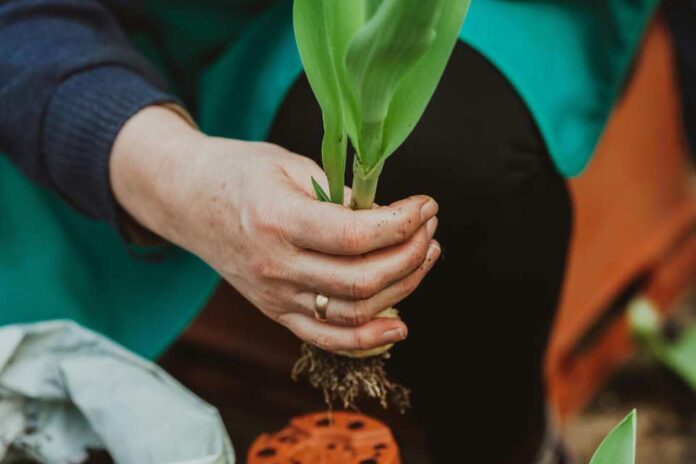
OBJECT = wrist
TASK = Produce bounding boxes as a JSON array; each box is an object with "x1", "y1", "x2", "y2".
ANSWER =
[{"x1": 110, "y1": 105, "x2": 205, "y2": 245}]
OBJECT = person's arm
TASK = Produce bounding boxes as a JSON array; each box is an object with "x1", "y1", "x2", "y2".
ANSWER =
[
  {"x1": 0, "y1": 0, "x2": 442, "y2": 352},
  {"x1": 111, "y1": 107, "x2": 441, "y2": 351},
  {"x1": 0, "y1": 0, "x2": 176, "y2": 228}
]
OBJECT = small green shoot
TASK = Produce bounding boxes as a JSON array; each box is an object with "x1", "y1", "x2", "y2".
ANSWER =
[
  {"x1": 589, "y1": 410, "x2": 637, "y2": 464},
  {"x1": 311, "y1": 177, "x2": 331, "y2": 203}
]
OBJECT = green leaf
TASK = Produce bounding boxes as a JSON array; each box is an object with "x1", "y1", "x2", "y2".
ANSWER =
[
  {"x1": 365, "y1": 0, "x2": 381, "y2": 19},
  {"x1": 381, "y1": 0, "x2": 470, "y2": 163},
  {"x1": 661, "y1": 325, "x2": 696, "y2": 390},
  {"x1": 294, "y1": 0, "x2": 364, "y2": 204},
  {"x1": 342, "y1": 0, "x2": 470, "y2": 171},
  {"x1": 628, "y1": 298, "x2": 696, "y2": 391},
  {"x1": 294, "y1": 0, "x2": 470, "y2": 208},
  {"x1": 311, "y1": 177, "x2": 331, "y2": 202},
  {"x1": 344, "y1": 0, "x2": 440, "y2": 168},
  {"x1": 589, "y1": 410, "x2": 637, "y2": 464}
]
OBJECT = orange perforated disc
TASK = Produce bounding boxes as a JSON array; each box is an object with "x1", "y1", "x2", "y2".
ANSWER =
[{"x1": 247, "y1": 411, "x2": 401, "y2": 464}]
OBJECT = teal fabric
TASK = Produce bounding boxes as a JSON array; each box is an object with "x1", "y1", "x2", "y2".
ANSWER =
[
  {"x1": 197, "y1": 2, "x2": 302, "y2": 141},
  {"x1": 460, "y1": 0, "x2": 660, "y2": 176},
  {"x1": 187, "y1": 0, "x2": 661, "y2": 175},
  {"x1": 0, "y1": 156, "x2": 219, "y2": 359},
  {"x1": 0, "y1": 0, "x2": 659, "y2": 359}
]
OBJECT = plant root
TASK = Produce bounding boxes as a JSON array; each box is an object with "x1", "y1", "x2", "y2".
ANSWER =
[{"x1": 292, "y1": 342, "x2": 411, "y2": 414}]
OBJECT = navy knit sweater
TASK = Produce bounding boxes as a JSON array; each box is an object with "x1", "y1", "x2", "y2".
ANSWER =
[
  {"x1": 0, "y1": 0, "x2": 694, "y2": 233},
  {"x1": 0, "y1": 0, "x2": 178, "y2": 229}
]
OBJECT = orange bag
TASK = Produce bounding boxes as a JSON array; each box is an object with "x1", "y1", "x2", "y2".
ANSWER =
[{"x1": 546, "y1": 15, "x2": 696, "y2": 422}]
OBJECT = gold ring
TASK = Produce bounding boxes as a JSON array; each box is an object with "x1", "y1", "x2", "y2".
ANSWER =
[{"x1": 314, "y1": 294, "x2": 329, "y2": 320}]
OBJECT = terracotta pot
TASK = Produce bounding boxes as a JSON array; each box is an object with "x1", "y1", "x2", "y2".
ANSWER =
[{"x1": 247, "y1": 411, "x2": 401, "y2": 464}]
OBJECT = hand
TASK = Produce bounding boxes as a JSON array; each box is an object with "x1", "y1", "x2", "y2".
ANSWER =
[{"x1": 110, "y1": 106, "x2": 441, "y2": 352}]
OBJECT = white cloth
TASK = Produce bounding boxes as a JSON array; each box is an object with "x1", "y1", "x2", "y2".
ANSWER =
[{"x1": 0, "y1": 321, "x2": 234, "y2": 464}]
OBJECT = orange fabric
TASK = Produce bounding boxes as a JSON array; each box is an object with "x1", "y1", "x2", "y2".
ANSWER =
[{"x1": 546, "y1": 16, "x2": 696, "y2": 421}]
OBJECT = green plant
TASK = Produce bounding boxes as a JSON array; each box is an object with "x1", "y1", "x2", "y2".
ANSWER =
[
  {"x1": 291, "y1": 0, "x2": 470, "y2": 409},
  {"x1": 629, "y1": 297, "x2": 696, "y2": 390},
  {"x1": 294, "y1": 0, "x2": 470, "y2": 210},
  {"x1": 590, "y1": 410, "x2": 637, "y2": 464}
]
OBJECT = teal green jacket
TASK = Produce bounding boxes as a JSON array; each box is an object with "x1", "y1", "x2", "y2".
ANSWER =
[{"x1": 0, "y1": 0, "x2": 659, "y2": 358}]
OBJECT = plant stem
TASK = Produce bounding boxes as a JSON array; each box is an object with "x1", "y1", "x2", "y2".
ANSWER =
[
  {"x1": 350, "y1": 159, "x2": 383, "y2": 210},
  {"x1": 321, "y1": 122, "x2": 347, "y2": 205},
  {"x1": 350, "y1": 116, "x2": 385, "y2": 210}
]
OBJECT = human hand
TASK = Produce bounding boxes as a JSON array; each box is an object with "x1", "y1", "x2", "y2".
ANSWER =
[{"x1": 110, "y1": 106, "x2": 441, "y2": 352}]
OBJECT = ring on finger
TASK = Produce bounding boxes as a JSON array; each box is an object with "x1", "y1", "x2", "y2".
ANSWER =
[{"x1": 314, "y1": 293, "x2": 329, "y2": 321}]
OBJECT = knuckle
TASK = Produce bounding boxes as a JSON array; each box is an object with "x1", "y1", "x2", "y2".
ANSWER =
[
  {"x1": 245, "y1": 204, "x2": 281, "y2": 237},
  {"x1": 342, "y1": 302, "x2": 370, "y2": 326},
  {"x1": 257, "y1": 223, "x2": 276, "y2": 239},
  {"x1": 353, "y1": 301, "x2": 373, "y2": 325},
  {"x1": 408, "y1": 241, "x2": 429, "y2": 269},
  {"x1": 351, "y1": 331, "x2": 369, "y2": 351},
  {"x1": 335, "y1": 307, "x2": 358, "y2": 326},
  {"x1": 382, "y1": 206, "x2": 408, "y2": 243},
  {"x1": 312, "y1": 334, "x2": 334, "y2": 351},
  {"x1": 340, "y1": 221, "x2": 368, "y2": 254},
  {"x1": 282, "y1": 295, "x2": 305, "y2": 316},
  {"x1": 351, "y1": 273, "x2": 380, "y2": 300},
  {"x1": 399, "y1": 274, "x2": 420, "y2": 297},
  {"x1": 393, "y1": 216, "x2": 409, "y2": 243},
  {"x1": 253, "y1": 258, "x2": 279, "y2": 280}
]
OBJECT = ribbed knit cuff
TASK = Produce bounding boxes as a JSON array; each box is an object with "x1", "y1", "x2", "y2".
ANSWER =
[{"x1": 42, "y1": 66, "x2": 180, "y2": 228}]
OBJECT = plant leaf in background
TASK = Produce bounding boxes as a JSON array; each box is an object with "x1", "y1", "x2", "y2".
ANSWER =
[
  {"x1": 589, "y1": 410, "x2": 637, "y2": 464},
  {"x1": 293, "y1": 0, "x2": 364, "y2": 204},
  {"x1": 661, "y1": 326, "x2": 696, "y2": 389},
  {"x1": 629, "y1": 298, "x2": 696, "y2": 391}
]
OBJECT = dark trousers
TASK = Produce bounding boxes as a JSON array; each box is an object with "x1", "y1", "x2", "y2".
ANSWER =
[{"x1": 269, "y1": 42, "x2": 573, "y2": 464}]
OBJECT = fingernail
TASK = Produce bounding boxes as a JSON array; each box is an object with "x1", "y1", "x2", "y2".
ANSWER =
[
  {"x1": 383, "y1": 327, "x2": 407, "y2": 342},
  {"x1": 426, "y1": 242, "x2": 441, "y2": 262},
  {"x1": 420, "y1": 199, "x2": 438, "y2": 222},
  {"x1": 426, "y1": 217, "x2": 438, "y2": 237}
]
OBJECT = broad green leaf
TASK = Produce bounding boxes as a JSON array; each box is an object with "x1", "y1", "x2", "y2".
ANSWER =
[
  {"x1": 381, "y1": 0, "x2": 470, "y2": 164},
  {"x1": 311, "y1": 177, "x2": 331, "y2": 202},
  {"x1": 295, "y1": 0, "x2": 470, "y2": 208},
  {"x1": 344, "y1": 0, "x2": 441, "y2": 168},
  {"x1": 365, "y1": 0, "x2": 381, "y2": 19},
  {"x1": 293, "y1": 0, "x2": 364, "y2": 204},
  {"x1": 589, "y1": 410, "x2": 637, "y2": 464}
]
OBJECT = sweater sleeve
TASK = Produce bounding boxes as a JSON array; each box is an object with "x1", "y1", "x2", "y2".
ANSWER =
[{"x1": 0, "y1": 0, "x2": 180, "y2": 227}]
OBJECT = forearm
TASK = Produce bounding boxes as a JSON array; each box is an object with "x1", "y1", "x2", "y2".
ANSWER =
[{"x1": 110, "y1": 106, "x2": 206, "y2": 245}]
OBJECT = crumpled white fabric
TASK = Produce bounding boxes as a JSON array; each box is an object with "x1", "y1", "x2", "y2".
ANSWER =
[{"x1": 0, "y1": 320, "x2": 235, "y2": 464}]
